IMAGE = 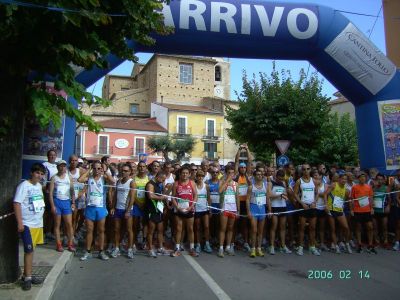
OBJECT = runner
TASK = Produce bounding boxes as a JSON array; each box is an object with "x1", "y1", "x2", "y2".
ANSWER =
[
  {"x1": 247, "y1": 169, "x2": 270, "y2": 257},
  {"x1": 293, "y1": 164, "x2": 320, "y2": 256},
  {"x1": 324, "y1": 173, "x2": 352, "y2": 254},
  {"x1": 14, "y1": 163, "x2": 46, "y2": 290},
  {"x1": 190, "y1": 164, "x2": 198, "y2": 181},
  {"x1": 314, "y1": 171, "x2": 329, "y2": 251},
  {"x1": 69, "y1": 155, "x2": 85, "y2": 242},
  {"x1": 268, "y1": 169, "x2": 292, "y2": 255},
  {"x1": 194, "y1": 170, "x2": 212, "y2": 254},
  {"x1": 200, "y1": 160, "x2": 211, "y2": 183},
  {"x1": 318, "y1": 164, "x2": 330, "y2": 184},
  {"x1": 42, "y1": 149, "x2": 58, "y2": 241},
  {"x1": 163, "y1": 162, "x2": 175, "y2": 241},
  {"x1": 145, "y1": 171, "x2": 168, "y2": 258},
  {"x1": 218, "y1": 165, "x2": 240, "y2": 258},
  {"x1": 133, "y1": 161, "x2": 149, "y2": 251},
  {"x1": 372, "y1": 173, "x2": 391, "y2": 249},
  {"x1": 350, "y1": 172, "x2": 376, "y2": 254},
  {"x1": 344, "y1": 172, "x2": 356, "y2": 248},
  {"x1": 171, "y1": 165, "x2": 198, "y2": 257},
  {"x1": 208, "y1": 167, "x2": 221, "y2": 247},
  {"x1": 393, "y1": 170, "x2": 400, "y2": 251},
  {"x1": 148, "y1": 161, "x2": 160, "y2": 181},
  {"x1": 48, "y1": 160, "x2": 75, "y2": 252},
  {"x1": 79, "y1": 161, "x2": 115, "y2": 261},
  {"x1": 110, "y1": 163, "x2": 135, "y2": 259}
]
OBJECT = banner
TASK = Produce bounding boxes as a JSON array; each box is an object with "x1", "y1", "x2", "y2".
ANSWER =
[{"x1": 378, "y1": 100, "x2": 400, "y2": 170}]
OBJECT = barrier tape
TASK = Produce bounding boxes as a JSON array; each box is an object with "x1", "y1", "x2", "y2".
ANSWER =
[
  {"x1": 0, "y1": 212, "x2": 14, "y2": 220},
  {"x1": 34, "y1": 178, "x2": 400, "y2": 218}
]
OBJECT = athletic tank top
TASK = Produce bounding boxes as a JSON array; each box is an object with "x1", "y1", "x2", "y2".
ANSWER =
[
  {"x1": 222, "y1": 181, "x2": 237, "y2": 212},
  {"x1": 316, "y1": 183, "x2": 326, "y2": 210},
  {"x1": 208, "y1": 180, "x2": 220, "y2": 204},
  {"x1": 165, "y1": 173, "x2": 175, "y2": 185},
  {"x1": 373, "y1": 185, "x2": 387, "y2": 213},
  {"x1": 196, "y1": 184, "x2": 208, "y2": 212},
  {"x1": 328, "y1": 183, "x2": 346, "y2": 212},
  {"x1": 145, "y1": 180, "x2": 164, "y2": 214},
  {"x1": 68, "y1": 168, "x2": 84, "y2": 199},
  {"x1": 116, "y1": 178, "x2": 133, "y2": 209},
  {"x1": 237, "y1": 175, "x2": 248, "y2": 202},
  {"x1": 43, "y1": 162, "x2": 58, "y2": 183},
  {"x1": 270, "y1": 180, "x2": 287, "y2": 208},
  {"x1": 53, "y1": 174, "x2": 71, "y2": 200},
  {"x1": 300, "y1": 178, "x2": 315, "y2": 205},
  {"x1": 87, "y1": 176, "x2": 105, "y2": 207},
  {"x1": 135, "y1": 175, "x2": 149, "y2": 206},
  {"x1": 250, "y1": 182, "x2": 267, "y2": 206},
  {"x1": 176, "y1": 180, "x2": 194, "y2": 211}
]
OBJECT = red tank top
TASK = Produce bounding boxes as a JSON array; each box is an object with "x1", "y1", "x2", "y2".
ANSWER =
[{"x1": 176, "y1": 180, "x2": 194, "y2": 202}]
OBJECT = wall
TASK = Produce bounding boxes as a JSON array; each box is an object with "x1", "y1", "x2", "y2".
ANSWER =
[{"x1": 151, "y1": 103, "x2": 168, "y2": 130}]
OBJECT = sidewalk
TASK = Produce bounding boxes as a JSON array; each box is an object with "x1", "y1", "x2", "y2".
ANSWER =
[{"x1": 0, "y1": 242, "x2": 73, "y2": 300}]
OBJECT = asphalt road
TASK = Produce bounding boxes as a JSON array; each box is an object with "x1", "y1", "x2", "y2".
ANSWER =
[{"x1": 53, "y1": 248, "x2": 400, "y2": 300}]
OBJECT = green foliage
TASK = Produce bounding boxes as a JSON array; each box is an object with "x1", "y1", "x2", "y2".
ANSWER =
[
  {"x1": 148, "y1": 135, "x2": 197, "y2": 162},
  {"x1": 0, "y1": 0, "x2": 172, "y2": 132},
  {"x1": 226, "y1": 62, "x2": 331, "y2": 164}
]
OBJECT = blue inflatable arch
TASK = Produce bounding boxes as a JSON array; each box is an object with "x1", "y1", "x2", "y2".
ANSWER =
[{"x1": 76, "y1": 0, "x2": 400, "y2": 172}]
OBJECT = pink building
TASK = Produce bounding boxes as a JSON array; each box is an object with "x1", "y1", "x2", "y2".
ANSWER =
[{"x1": 77, "y1": 118, "x2": 167, "y2": 163}]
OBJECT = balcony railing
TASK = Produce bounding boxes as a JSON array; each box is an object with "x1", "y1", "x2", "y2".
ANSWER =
[
  {"x1": 93, "y1": 146, "x2": 113, "y2": 155},
  {"x1": 202, "y1": 129, "x2": 220, "y2": 140},
  {"x1": 174, "y1": 126, "x2": 192, "y2": 136},
  {"x1": 203, "y1": 151, "x2": 221, "y2": 160}
]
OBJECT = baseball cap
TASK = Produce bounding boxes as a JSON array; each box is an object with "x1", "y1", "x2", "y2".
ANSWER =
[
  {"x1": 57, "y1": 160, "x2": 67, "y2": 166},
  {"x1": 239, "y1": 162, "x2": 246, "y2": 168}
]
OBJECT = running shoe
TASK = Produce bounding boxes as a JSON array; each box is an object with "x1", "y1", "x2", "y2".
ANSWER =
[
  {"x1": 149, "y1": 249, "x2": 157, "y2": 258},
  {"x1": 243, "y1": 242, "x2": 251, "y2": 252},
  {"x1": 157, "y1": 248, "x2": 168, "y2": 255},
  {"x1": 367, "y1": 247, "x2": 378, "y2": 255},
  {"x1": 56, "y1": 243, "x2": 64, "y2": 253},
  {"x1": 296, "y1": 246, "x2": 304, "y2": 256},
  {"x1": 98, "y1": 251, "x2": 109, "y2": 260},
  {"x1": 190, "y1": 248, "x2": 199, "y2": 257},
  {"x1": 203, "y1": 244, "x2": 213, "y2": 253},
  {"x1": 269, "y1": 246, "x2": 275, "y2": 255},
  {"x1": 67, "y1": 244, "x2": 76, "y2": 252},
  {"x1": 80, "y1": 251, "x2": 92, "y2": 261},
  {"x1": 217, "y1": 248, "x2": 224, "y2": 258},
  {"x1": 345, "y1": 243, "x2": 353, "y2": 254},
  {"x1": 335, "y1": 245, "x2": 341, "y2": 254},
  {"x1": 110, "y1": 248, "x2": 120, "y2": 258},
  {"x1": 349, "y1": 240, "x2": 356, "y2": 248},
  {"x1": 256, "y1": 248, "x2": 265, "y2": 257},
  {"x1": 127, "y1": 248, "x2": 134, "y2": 259},
  {"x1": 280, "y1": 246, "x2": 292, "y2": 254},
  {"x1": 392, "y1": 241, "x2": 399, "y2": 251},
  {"x1": 179, "y1": 245, "x2": 185, "y2": 252},
  {"x1": 132, "y1": 245, "x2": 138, "y2": 254},
  {"x1": 357, "y1": 246, "x2": 363, "y2": 253},
  {"x1": 320, "y1": 243, "x2": 329, "y2": 252},
  {"x1": 249, "y1": 249, "x2": 256, "y2": 258},
  {"x1": 170, "y1": 249, "x2": 181, "y2": 257},
  {"x1": 310, "y1": 247, "x2": 321, "y2": 256},
  {"x1": 339, "y1": 242, "x2": 346, "y2": 251},
  {"x1": 226, "y1": 247, "x2": 235, "y2": 256},
  {"x1": 195, "y1": 244, "x2": 201, "y2": 254},
  {"x1": 21, "y1": 278, "x2": 32, "y2": 291},
  {"x1": 31, "y1": 276, "x2": 44, "y2": 285}
]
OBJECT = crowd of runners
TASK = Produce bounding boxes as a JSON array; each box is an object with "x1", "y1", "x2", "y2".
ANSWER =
[{"x1": 13, "y1": 146, "x2": 400, "y2": 289}]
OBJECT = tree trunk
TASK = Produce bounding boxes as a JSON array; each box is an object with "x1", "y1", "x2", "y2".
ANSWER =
[{"x1": 0, "y1": 73, "x2": 25, "y2": 283}]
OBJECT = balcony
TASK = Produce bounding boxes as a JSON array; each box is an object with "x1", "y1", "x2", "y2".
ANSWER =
[
  {"x1": 202, "y1": 129, "x2": 221, "y2": 140},
  {"x1": 92, "y1": 146, "x2": 113, "y2": 156},
  {"x1": 203, "y1": 151, "x2": 221, "y2": 160},
  {"x1": 173, "y1": 126, "x2": 192, "y2": 136}
]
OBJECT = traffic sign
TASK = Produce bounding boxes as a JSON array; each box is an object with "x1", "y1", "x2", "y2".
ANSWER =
[
  {"x1": 277, "y1": 155, "x2": 290, "y2": 167},
  {"x1": 275, "y1": 140, "x2": 291, "y2": 154}
]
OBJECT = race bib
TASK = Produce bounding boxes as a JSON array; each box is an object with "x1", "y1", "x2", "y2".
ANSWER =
[
  {"x1": 224, "y1": 191, "x2": 236, "y2": 204},
  {"x1": 88, "y1": 192, "x2": 103, "y2": 207},
  {"x1": 255, "y1": 194, "x2": 266, "y2": 206},
  {"x1": 156, "y1": 201, "x2": 164, "y2": 213},
  {"x1": 31, "y1": 195, "x2": 45, "y2": 213},
  {"x1": 358, "y1": 196, "x2": 370, "y2": 208},
  {"x1": 333, "y1": 196, "x2": 344, "y2": 210},
  {"x1": 137, "y1": 188, "x2": 145, "y2": 199},
  {"x1": 302, "y1": 188, "x2": 314, "y2": 204},
  {"x1": 373, "y1": 197, "x2": 384, "y2": 209},
  {"x1": 57, "y1": 184, "x2": 69, "y2": 197},
  {"x1": 238, "y1": 184, "x2": 248, "y2": 196},
  {"x1": 275, "y1": 188, "x2": 285, "y2": 195},
  {"x1": 73, "y1": 185, "x2": 82, "y2": 199},
  {"x1": 210, "y1": 193, "x2": 219, "y2": 204},
  {"x1": 177, "y1": 198, "x2": 189, "y2": 209},
  {"x1": 197, "y1": 195, "x2": 208, "y2": 210}
]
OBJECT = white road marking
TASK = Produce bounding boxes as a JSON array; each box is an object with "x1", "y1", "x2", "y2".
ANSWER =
[{"x1": 183, "y1": 254, "x2": 232, "y2": 300}]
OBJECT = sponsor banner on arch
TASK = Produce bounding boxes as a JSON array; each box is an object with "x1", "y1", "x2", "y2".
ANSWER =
[{"x1": 378, "y1": 100, "x2": 400, "y2": 170}]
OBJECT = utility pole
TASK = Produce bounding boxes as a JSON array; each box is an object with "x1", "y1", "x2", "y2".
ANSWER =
[{"x1": 382, "y1": 0, "x2": 400, "y2": 67}]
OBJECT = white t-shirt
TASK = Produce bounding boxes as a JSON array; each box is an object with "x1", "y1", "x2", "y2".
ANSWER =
[
  {"x1": 42, "y1": 161, "x2": 58, "y2": 183},
  {"x1": 13, "y1": 180, "x2": 45, "y2": 228}
]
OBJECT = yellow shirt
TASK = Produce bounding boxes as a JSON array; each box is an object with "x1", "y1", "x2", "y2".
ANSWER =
[
  {"x1": 135, "y1": 175, "x2": 149, "y2": 207},
  {"x1": 328, "y1": 183, "x2": 346, "y2": 212}
]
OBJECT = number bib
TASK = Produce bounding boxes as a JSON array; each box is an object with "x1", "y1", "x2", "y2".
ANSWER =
[
  {"x1": 196, "y1": 194, "x2": 208, "y2": 211},
  {"x1": 238, "y1": 184, "x2": 248, "y2": 196},
  {"x1": 156, "y1": 201, "x2": 165, "y2": 213},
  {"x1": 210, "y1": 193, "x2": 219, "y2": 204},
  {"x1": 74, "y1": 185, "x2": 83, "y2": 199},
  {"x1": 302, "y1": 188, "x2": 314, "y2": 204},
  {"x1": 333, "y1": 196, "x2": 344, "y2": 210},
  {"x1": 255, "y1": 193, "x2": 266, "y2": 206},
  {"x1": 177, "y1": 198, "x2": 189, "y2": 210},
  {"x1": 137, "y1": 188, "x2": 145, "y2": 200},
  {"x1": 31, "y1": 195, "x2": 45, "y2": 213},
  {"x1": 373, "y1": 196, "x2": 384, "y2": 209},
  {"x1": 358, "y1": 196, "x2": 369, "y2": 208},
  {"x1": 88, "y1": 192, "x2": 103, "y2": 207},
  {"x1": 56, "y1": 184, "x2": 69, "y2": 197}
]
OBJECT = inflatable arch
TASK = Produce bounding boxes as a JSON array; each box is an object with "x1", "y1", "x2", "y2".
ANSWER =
[{"x1": 76, "y1": 0, "x2": 400, "y2": 173}]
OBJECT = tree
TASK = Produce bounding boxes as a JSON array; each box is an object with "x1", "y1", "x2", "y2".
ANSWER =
[
  {"x1": 226, "y1": 63, "x2": 331, "y2": 164},
  {"x1": 148, "y1": 135, "x2": 196, "y2": 162},
  {"x1": 0, "y1": 0, "x2": 171, "y2": 283},
  {"x1": 319, "y1": 113, "x2": 359, "y2": 166}
]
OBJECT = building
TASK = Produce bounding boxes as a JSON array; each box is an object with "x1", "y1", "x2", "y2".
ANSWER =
[
  {"x1": 328, "y1": 91, "x2": 355, "y2": 120},
  {"x1": 76, "y1": 118, "x2": 167, "y2": 163},
  {"x1": 81, "y1": 54, "x2": 239, "y2": 164}
]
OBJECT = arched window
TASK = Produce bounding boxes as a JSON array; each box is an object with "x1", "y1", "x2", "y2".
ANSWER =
[{"x1": 215, "y1": 66, "x2": 221, "y2": 82}]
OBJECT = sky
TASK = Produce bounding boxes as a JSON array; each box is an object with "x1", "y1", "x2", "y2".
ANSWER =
[{"x1": 86, "y1": 0, "x2": 386, "y2": 100}]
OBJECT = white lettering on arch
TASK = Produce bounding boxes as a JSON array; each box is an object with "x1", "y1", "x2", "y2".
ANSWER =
[
  {"x1": 211, "y1": 2, "x2": 238, "y2": 34},
  {"x1": 180, "y1": 0, "x2": 207, "y2": 31},
  {"x1": 162, "y1": 3, "x2": 175, "y2": 28},
  {"x1": 254, "y1": 5, "x2": 284, "y2": 37},
  {"x1": 241, "y1": 4, "x2": 251, "y2": 35},
  {"x1": 287, "y1": 8, "x2": 318, "y2": 39}
]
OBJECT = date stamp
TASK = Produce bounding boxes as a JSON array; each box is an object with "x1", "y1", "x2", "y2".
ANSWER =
[{"x1": 308, "y1": 270, "x2": 370, "y2": 280}]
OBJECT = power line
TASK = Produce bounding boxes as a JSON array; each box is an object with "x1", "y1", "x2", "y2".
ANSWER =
[
  {"x1": 368, "y1": 5, "x2": 383, "y2": 38},
  {"x1": 335, "y1": 9, "x2": 382, "y2": 18}
]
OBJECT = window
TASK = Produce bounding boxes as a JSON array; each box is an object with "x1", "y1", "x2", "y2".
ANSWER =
[
  {"x1": 204, "y1": 142, "x2": 217, "y2": 158},
  {"x1": 130, "y1": 104, "x2": 139, "y2": 114},
  {"x1": 177, "y1": 116, "x2": 187, "y2": 134},
  {"x1": 98, "y1": 135, "x2": 109, "y2": 154},
  {"x1": 179, "y1": 63, "x2": 193, "y2": 84},
  {"x1": 215, "y1": 66, "x2": 221, "y2": 81},
  {"x1": 135, "y1": 137, "x2": 145, "y2": 156},
  {"x1": 207, "y1": 119, "x2": 215, "y2": 136}
]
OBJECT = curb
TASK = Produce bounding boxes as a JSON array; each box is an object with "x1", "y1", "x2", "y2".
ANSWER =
[{"x1": 34, "y1": 251, "x2": 74, "y2": 300}]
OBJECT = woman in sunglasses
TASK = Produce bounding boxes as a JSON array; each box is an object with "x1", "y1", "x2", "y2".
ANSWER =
[{"x1": 78, "y1": 161, "x2": 115, "y2": 261}]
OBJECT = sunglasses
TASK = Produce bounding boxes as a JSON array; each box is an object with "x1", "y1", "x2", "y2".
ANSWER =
[
  {"x1": 191, "y1": 169, "x2": 198, "y2": 171},
  {"x1": 302, "y1": 168, "x2": 311, "y2": 171},
  {"x1": 95, "y1": 167, "x2": 102, "y2": 170},
  {"x1": 122, "y1": 169, "x2": 130, "y2": 172}
]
